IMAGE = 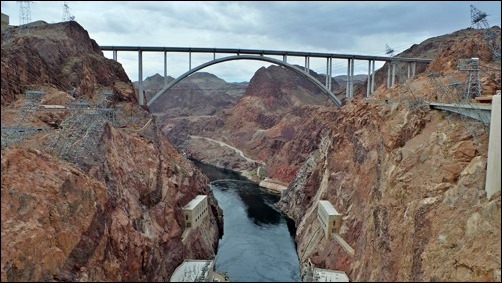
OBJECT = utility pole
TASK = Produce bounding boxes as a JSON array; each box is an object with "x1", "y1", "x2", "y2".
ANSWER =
[
  {"x1": 17, "y1": 1, "x2": 32, "y2": 26},
  {"x1": 62, "y1": 2, "x2": 75, "y2": 22}
]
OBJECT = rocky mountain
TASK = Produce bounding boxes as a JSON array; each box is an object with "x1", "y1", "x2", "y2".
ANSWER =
[
  {"x1": 159, "y1": 25, "x2": 500, "y2": 281},
  {"x1": 1, "y1": 21, "x2": 221, "y2": 281},
  {"x1": 141, "y1": 72, "x2": 247, "y2": 117},
  {"x1": 333, "y1": 74, "x2": 368, "y2": 85},
  {"x1": 162, "y1": 64, "x2": 342, "y2": 182},
  {"x1": 355, "y1": 26, "x2": 501, "y2": 98},
  {"x1": 277, "y1": 26, "x2": 500, "y2": 281}
]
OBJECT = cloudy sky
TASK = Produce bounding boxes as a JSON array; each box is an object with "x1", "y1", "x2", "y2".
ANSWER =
[{"x1": 2, "y1": 1, "x2": 501, "y2": 82}]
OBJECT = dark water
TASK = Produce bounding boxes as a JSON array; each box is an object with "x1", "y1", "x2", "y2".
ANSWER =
[{"x1": 193, "y1": 161, "x2": 300, "y2": 282}]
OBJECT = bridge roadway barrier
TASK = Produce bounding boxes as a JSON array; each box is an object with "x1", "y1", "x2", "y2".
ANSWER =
[{"x1": 429, "y1": 102, "x2": 492, "y2": 124}]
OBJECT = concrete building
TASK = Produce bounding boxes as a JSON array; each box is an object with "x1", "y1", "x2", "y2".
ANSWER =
[
  {"x1": 486, "y1": 94, "x2": 501, "y2": 199},
  {"x1": 183, "y1": 195, "x2": 208, "y2": 229},
  {"x1": 170, "y1": 259, "x2": 228, "y2": 282},
  {"x1": 312, "y1": 268, "x2": 350, "y2": 282},
  {"x1": 317, "y1": 200, "x2": 342, "y2": 238},
  {"x1": 1, "y1": 13, "x2": 9, "y2": 28}
]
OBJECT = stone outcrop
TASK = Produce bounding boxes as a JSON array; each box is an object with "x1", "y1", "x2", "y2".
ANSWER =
[
  {"x1": 277, "y1": 27, "x2": 501, "y2": 281},
  {"x1": 278, "y1": 98, "x2": 500, "y2": 281},
  {"x1": 1, "y1": 21, "x2": 221, "y2": 281},
  {"x1": 1, "y1": 21, "x2": 135, "y2": 106}
]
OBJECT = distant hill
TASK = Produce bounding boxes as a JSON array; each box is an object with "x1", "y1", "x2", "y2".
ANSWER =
[{"x1": 136, "y1": 72, "x2": 248, "y2": 116}]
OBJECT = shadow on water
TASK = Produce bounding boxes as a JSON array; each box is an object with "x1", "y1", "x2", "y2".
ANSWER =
[{"x1": 192, "y1": 160, "x2": 300, "y2": 282}]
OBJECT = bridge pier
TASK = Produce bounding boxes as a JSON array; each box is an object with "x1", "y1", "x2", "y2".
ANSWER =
[
  {"x1": 326, "y1": 57, "x2": 332, "y2": 91},
  {"x1": 486, "y1": 95, "x2": 501, "y2": 199},
  {"x1": 283, "y1": 54, "x2": 287, "y2": 63},
  {"x1": 189, "y1": 51, "x2": 192, "y2": 71},
  {"x1": 305, "y1": 56, "x2": 310, "y2": 74},
  {"x1": 138, "y1": 50, "x2": 144, "y2": 105},
  {"x1": 407, "y1": 63, "x2": 411, "y2": 79},
  {"x1": 366, "y1": 60, "x2": 371, "y2": 97},
  {"x1": 391, "y1": 61, "x2": 396, "y2": 86},
  {"x1": 164, "y1": 51, "x2": 168, "y2": 87},
  {"x1": 371, "y1": 60, "x2": 376, "y2": 94},
  {"x1": 346, "y1": 58, "x2": 354, "y2": 98},
  {"x1": 386, "y1": 64, "x2": 391, "y2": 88},
  {"x1": 112, "y1": 50, "x2": 117, "y2": 61},
  {"x1": 412, "y1": 62, "x2": 416, "y2": 77}
]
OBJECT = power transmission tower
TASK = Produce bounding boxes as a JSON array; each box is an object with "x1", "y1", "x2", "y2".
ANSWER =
[
  {"x1": 17, "y1": 1, "x2": 32, "y2": 26},
  {"x1": 62, "y1": 2, "x2": 75, "y2": 22},
  {"x1": 470, "y1": 5, "x2": 500, "y2": 60},
  {"x1": 385, "y1": 44, "x2": 395, "y2": 56},
  {"x1": 470, "y1": 5, "x2": 489, "y2": 29},
  {"x1": 458, "y1": 58, "x2": 481, "y2": 99}
]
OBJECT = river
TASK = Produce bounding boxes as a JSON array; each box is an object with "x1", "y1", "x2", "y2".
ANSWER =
[{"x1": 193, "y1": 161, "x2": 301, "y2": 282}]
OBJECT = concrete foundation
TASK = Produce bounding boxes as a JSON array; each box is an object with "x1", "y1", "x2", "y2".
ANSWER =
[{"x1": 486, "y1": 95, "x2": 501, "y2": 199}]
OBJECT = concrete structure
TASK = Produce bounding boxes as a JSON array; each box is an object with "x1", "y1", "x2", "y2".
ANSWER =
[
  {"x1": 429, "y1": 102, "x2": 492, "y2": 124},
  {"x1": 317, "y1": 200, "x2": 342, "y2": 238},
  {"x1": 259, "y1": 178, "x2": 288, "y2": 195},
  {"x1": 333, "y1": 233, "x2": 355, "y2": 256},
  {"x1": 312, "y1": 268, "x2": 350, "y2": 282},
  {"x1": 1, "y1": 13, "x2": 9, "y2": 27},
  {"x1": 182, "y1": 195, "x2": 208, "y2": 229},
  {"x1": 170, "y1": 260, "x2": 227, "y2": 282},
  {"x1": 302, "y1": 259, "x2": 350, "y2": 282},
  {"x1": 485, "y1": 95, "x2": 501, "y2": 199},
  {"x1": 100, "y1": 45, "x2": 432, "y2": 106}
]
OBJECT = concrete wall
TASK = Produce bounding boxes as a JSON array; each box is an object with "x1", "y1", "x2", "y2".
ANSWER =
[
  {"x1": 317, "y1": 200, "x2": 342, "y2": 238},
  {"x1": 1, "y1": 13, "x2": 9, "y2": 27},
  {"x1": 486, "y1": 95, "x2": 501, "y2": 199},
  {"x1": 182, "y1": 195, "x2": 208, "y2": 229}
]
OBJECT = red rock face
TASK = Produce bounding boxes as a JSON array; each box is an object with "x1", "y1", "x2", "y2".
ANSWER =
[
  {"x1": 1, "y1": 21, "x2": 221, "y2": 281},
  {"x1": 1, "y1": 21, "x2": 135, "y2": 106},
  {"x1": 276, "y1": 27, "x2": 501, "y2": 282},
  {"x1": 278, "y1": 98, "x2": 500, "y2": 281}
]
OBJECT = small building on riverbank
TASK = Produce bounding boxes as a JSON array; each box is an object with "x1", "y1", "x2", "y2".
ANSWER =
[{"x1": 170, "y1": 260, "x2": 229, "y2": 282}]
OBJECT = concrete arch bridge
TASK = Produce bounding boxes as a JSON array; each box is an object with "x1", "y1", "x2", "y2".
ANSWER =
[{"x1": 99, "y1": 46, "x2": 432, "y2": 107}]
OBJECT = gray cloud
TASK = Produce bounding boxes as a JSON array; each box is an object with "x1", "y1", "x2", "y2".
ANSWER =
[{"x1": 1, "y1": 1, "x2": 500, "y2": 81}]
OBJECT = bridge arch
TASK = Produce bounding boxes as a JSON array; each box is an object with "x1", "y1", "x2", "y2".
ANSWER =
[{"x1": 146, "y1": 55, "x2": 343, "y2": 107}]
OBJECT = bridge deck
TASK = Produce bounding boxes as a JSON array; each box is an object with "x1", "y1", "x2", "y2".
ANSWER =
[{"x1": 99, "y1": 46, "x2": 432, "y2": 62}]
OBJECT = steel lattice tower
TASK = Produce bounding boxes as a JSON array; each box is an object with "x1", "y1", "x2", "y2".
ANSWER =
[
  {"x1": 470, "y1": 5, "x2": 490, "y2": 29},
  {"x1": 470, "y1": 5, "x2": 500, "y2": 60},
  {"x1": 62, "y1": 2, "x2": 73, "y2": 22},
  {"x1": 17, "y1": 1, "x2": 31, "y2": 26}
]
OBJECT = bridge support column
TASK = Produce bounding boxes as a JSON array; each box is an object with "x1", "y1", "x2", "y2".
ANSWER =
[
  {"x1": 391, "y1": 61, "x2": 396, "y2": 86},
  {"x1": 486, "y1": 95, "x2": 501, "y2": 199},
  {"x1": 164, "y1": 51, "x2": 168, "y2": 87},
  {"x1": 371, "y1": 60, "x2": 375, "y2": 94},
  {"x1": 412, "y1": 62, "x2": 416, "y2": 77},
  {"x1": 387, "y1": 63, "x2": 391, "y2": 88},
  {"x1": 326, "y1": 58, "x2": 330, "y2": 87},
  {"x1": 189, "y1": 51, "x2": 192, "y2": 71},
  {"x1": 346, "y1": 59, "x2": 351, "y2": 98},
  {"x1": 328, "y1": 58, "x2": 332, "y2": 91},
  {"x1": 346, "y1": 58, "x2": 354, "y2": 98},
  {"x1": 366, "y1": 60, "x2": 371, "y2": 98},
  {"x1": 407, "y1": 63, "x2": 411, "y2": 79},
  {"x1": 305, "y1": 56, "x2": 310, "y2": 74},
  {"x1": 213, "y1": 52, "x2": 216, "y2": 60},
  {"x1": 350, "y1": 58, "x2": 354, "y2": 98},
  {"x1": 113, "y1": 50, "x2": 117, "y2": 61},
  {"x1": 283, "y1": 55, "x2": 287, "y2": 63},
  {"x1": 138, "y1": 50, "x2": 144, "y2": 105}
]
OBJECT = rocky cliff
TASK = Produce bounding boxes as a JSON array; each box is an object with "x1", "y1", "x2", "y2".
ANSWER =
[
  {"x1": 278, "y1": 27, "x2": 501, "y2": 281},
  {"x1": 1, "y1": 21, "x2": 221, "y2": 281},
  {"x1": 163, "y1": 65, "x2": 342, "y2": 182}
]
